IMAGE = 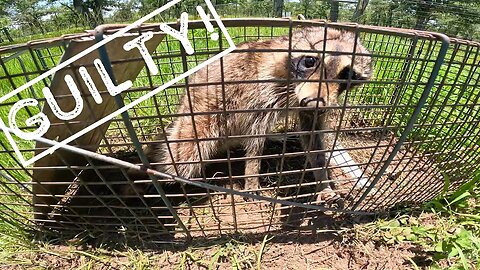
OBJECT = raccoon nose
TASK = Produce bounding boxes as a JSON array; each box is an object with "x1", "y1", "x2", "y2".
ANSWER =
[{"x1": 300, "y1": 97, "x2": 326, "y2": 107}]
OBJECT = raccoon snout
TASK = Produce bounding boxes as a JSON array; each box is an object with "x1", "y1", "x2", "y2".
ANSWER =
[{"x1": 300, "y1": 97, "x2": 326, "y2": 108}]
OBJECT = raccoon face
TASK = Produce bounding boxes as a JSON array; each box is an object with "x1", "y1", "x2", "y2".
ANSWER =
[{"x1": 289, "y1": 30, "x2": 373, "y2": 110}]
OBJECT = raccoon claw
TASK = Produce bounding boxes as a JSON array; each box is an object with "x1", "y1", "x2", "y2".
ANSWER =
[
  {"x1": 328, "y1": 196, "x2": 345, "y2": 210},
  {"x1": 243, "y1": 179, "x2": 261, "y2": 201},
  {"x1": 317, "y1": 187, "x2": 345, "y2": 209}
]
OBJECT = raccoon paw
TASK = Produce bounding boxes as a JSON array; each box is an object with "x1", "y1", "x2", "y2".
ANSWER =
[
  {"x1": 317, "y1": 187, "x2": 345, "y2": 210},
  {"x1": 243, "y1": 178, "x2": 262, "y2": 201}
]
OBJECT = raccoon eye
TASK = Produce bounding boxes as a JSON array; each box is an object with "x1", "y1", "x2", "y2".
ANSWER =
[{"x1": 304, "y1": 56, "x2": 317, "y2": 68}]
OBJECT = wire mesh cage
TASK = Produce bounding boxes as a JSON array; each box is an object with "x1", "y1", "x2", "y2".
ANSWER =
[{"x1": 0, "y1": 18, "x2": 479, "y2": 245}]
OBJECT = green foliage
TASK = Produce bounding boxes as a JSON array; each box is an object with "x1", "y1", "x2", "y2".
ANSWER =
[
  {"x1": 138, "y1": 0, "x2": 166, "y2": 16},
  {"x1": 1, "y1": 0, "x2": 479, "y2": 42},
  {"x1": 2, "y1": 0, "x2": 49, "y2": 34},
  {"x1": 110, "y1": 0, "x2": 138, "y2": 22},
  {"x1": 373, "y1": 214, "x2": 480, "y2": 268},
  {"x1": 360, "y1": 0, "x2": 480, "y2": 39},
  {"x1": 426, "y1": 176, "x2": 480, "y2": 268},
  {"x1": 285, "y1": 0, "x2": 330, "y2": 19},
  {"x1": 434, "y1": 228, "x2": 480, "y2": 269},
  {"x1": 370, "y1": 174, "x2": 480, "y2": 269}
]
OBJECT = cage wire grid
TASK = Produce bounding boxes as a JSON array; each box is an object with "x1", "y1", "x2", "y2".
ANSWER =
[{"x1": 0, "y1": 19, "x2": 479, "y2": 244}]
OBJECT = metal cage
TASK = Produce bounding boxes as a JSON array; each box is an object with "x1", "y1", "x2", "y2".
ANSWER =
[{"x1": 0, "y1": 18, "x2": 479, "y2": 245}]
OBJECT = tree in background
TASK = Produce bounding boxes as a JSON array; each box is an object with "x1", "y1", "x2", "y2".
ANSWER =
[
  {"x1": 286, "y1": 0, "x2": 330, "y2": 19},
  {"x1": 72, "y1": 0, "x2": 117, "y2": 26},
  {"x1": 138, "y1": 0, "x2": 166, "y2": 16},
  {"x1": 274, "y1": 0, "x2": 284, "y2": 17},
  {"x1": 110, "y1": 0, "x2": 138, "y2": 22},
  {"x1": 0, "y1": 2, "x2": 11, "y2": 29},
  {"x1": 46, "y1": 0, "x2": 119, "y2": 27},
  {"x1": 1, "y1": 0, "x2": 478, "y2": 40},
  {"x1": 429, "y1": 1, "x2": 480, "y2": 39},
  {"x1": 353, "y1": 0, "x2": 369, "y2": 21},
  {"x1": 361, "y1": 0, "x2": 479, "y2": 39},
  {"x1": 405, "y1": 0, "x2": 479, "y2": 31},
  {"x1": 251, "y1": 0, "x2": 273, "y2": 17},
  {"x1": 2, "y1": 0, "x2": 48, "y2": 34},
  {"x1": 361, "y1": 0, "x2": 414, "y2": 28}
]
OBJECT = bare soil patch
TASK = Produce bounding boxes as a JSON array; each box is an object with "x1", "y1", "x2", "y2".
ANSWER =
[
  {"x1": 0, "y1": 230, "x2": 436, "y2": 270},
  {"x1": 34, "y1": 110, "x2": 444, "y2": 253}
]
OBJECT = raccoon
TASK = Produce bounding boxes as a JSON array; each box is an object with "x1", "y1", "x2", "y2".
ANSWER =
[{"x1": 149, "y1": 26, "x2": 372, "y2": 198}]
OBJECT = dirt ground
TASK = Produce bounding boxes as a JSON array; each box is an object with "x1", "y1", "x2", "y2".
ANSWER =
[
  {"x1": 163, "y1": 126, "x2": 444, "y2": 239},
  {"x1": 13, "y1": 111, "x2": 448, "y2": 269},
  {"x1": 151, "y1": 233, "x2": 432, "y2": 269},
  {"x1": 1, "y1": 228, "x2": 436, "y2": 270},
  {"x1": 31, "y1": 115, "x2": 447, "y2": 259}
]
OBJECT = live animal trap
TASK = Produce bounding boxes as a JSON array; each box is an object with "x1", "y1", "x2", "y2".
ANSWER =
[{"x1": 0, "y1": 19, "x2": 479, "y2": 245}]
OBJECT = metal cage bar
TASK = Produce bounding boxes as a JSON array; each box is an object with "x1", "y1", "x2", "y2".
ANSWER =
[{"x1": 0, "y1": 18, "x2": 478, "y2": 244}]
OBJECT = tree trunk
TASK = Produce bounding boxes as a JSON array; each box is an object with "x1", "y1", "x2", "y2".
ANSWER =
[
  {"x1": 73, "y1": 0, "x2": 92, "y2": 27},
  {"x1": 353, "y1": 0, "x2": 369, "y2": 22},
  {"x1": 73, "y1": 0, "x2": 86, "y2": 14},
  {"x1": 92, "y1": 0, "x2": 105, "y2": 25},
  {"x1": 2, "y1": 28, "x2": 13, "y2": 42},
  {"x1": 274, "y1": 0, "x2": 284, "y2": 17},
  {"x1": 31, "y1": 14, "x2": 45, "y2": 34},
  {"x1": 330, "y1": 1, "x2": 339, "y2": 22}
]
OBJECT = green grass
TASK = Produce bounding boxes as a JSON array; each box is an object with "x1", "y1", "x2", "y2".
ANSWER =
[
  {"x1": 1, "y1": 27, "x2": 90, "y2": 47},
  {"x1": 0, "y1": 226, "x2": 274, "y2": 269},
  {"x1": 363, "y1": 176, "x2": 480, "y2": 269},
  {"x1": 1, "y1": 190, "x2": 480, "y2": 269}
]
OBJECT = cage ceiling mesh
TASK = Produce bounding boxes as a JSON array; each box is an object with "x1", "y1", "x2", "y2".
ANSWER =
[{"x1": 0, "y1": 19, "x2": 478, "y2": 245}]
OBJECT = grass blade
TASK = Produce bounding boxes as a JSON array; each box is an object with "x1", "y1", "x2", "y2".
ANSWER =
[
  {"x1": 452, "y1": 242, "x2": 469, "y2": 270},
  {"x1": 257, "y1": 235, "x2": 272, "y2": 270}
]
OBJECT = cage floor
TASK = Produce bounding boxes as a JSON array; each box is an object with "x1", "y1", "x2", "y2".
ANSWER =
[
  {"x1": 333, "y1": 131, "x2": 444, "y2": 211},
  {"x1": 167, "y1": 130, "x2": 444, "y2": 238},
  {"x1": 43, "y1": 126, "x2": 443, "y2": 241}
]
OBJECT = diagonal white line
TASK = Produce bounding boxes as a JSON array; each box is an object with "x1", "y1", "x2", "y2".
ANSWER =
[
  {"x1": 0, "y1": 0, "x2": 237, "y2": 167},
  {"x1": 0, "y1": 0, "x2": 182, "y2": 104}
]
